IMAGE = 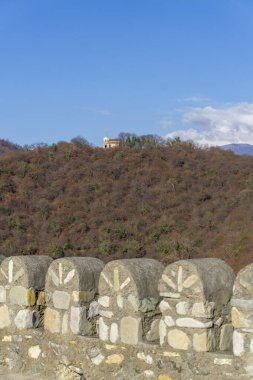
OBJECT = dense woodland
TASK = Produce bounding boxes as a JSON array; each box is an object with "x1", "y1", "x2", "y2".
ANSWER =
[{"x1": 0, "y1": 138, "x2": 252, "y2": 272}]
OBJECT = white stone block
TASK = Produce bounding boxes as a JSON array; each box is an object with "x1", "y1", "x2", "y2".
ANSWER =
[
  {"x1": 44, "y1": 307, "x2": 61, "y2": 334},
  {"x1": 98, "y1": 296, "x2": 110, "y2": 308},
  {"x1": 233, "y1": 330, "x2": 244, "y2": 356},
  {"x1": 120, "y1": 316, "x2": 142, "y2": 345},
  {"x1": 62, "y1": 312, "x2": 69, "y2": 334},
  {"x1": 167, "y1": 329, "x2": 190, "y2": 350},
  {"x1": 137, "y1": 352, "x2": 153, "y2": 364},
  {"x1": 99, "y1": 317, "x2": 109, "y2": 341},
  {"x1": 146, "y1": 319, "x2": 160, "y2": 341},
  {"x1": 144, "y1": 370, "x2": 155, "y2": 378},
  {"x1": 176, "y1": 301, "x2": 191, "y2": 315},
  {"x1": 117, "y1": 295, "x2": 123, "y2": 309},
  {"x1": 88, "y1": 301, "x2": 100, "y2": 319},
  {"x1": 176, "y1": 318, "x2": 213, "y2": 328},
  {"x1": 164, "y1": 316, "x2": 175, "y2": 327},
  {"x1": 100, "y1": 310, "x2": 113, "y2": 318},
  {"x1": 159, "y1": 300, "x2": 171, "y2": 313},
  {"x1": 0, "y1": 305, "x2": 11, "y2": 329},
  {"x1": 14, "y1": 309, "x2": 34, "y2": 329},
  {"x1": 127, "y1": 295, "x2": 139, "y2": 311},
  {"x1": 28, "y1": 345, "x2": 41, "y2": 359},
  {"x1": 193, "y1": 331, "x2": 209, "y2": 352},
  {"x1": 159, "y1": 320, "x2": 167, "y2": 345},
  {"x1": 70, "y1": 306, "x2": 91, "y2": 335},
  {"x1": 53, "y1": 290, "x2": 71, "y2": 310},
  {"x1": 0, "y1": 286, "x2": 6, "y2": 303},
  {"x1": 219, "y1": 324, "x2": 233, "y2": 351},
  {"x1": 192, "y1": 302, "x2": 214, "y2": 318},
  {"x1": 110, "y1": 322, "x2": 119, "y2": 344}
]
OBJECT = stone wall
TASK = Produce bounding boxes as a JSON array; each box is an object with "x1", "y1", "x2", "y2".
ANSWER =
[{"x1": 0, "y1": 255, "x2": 253, "y2": 379}]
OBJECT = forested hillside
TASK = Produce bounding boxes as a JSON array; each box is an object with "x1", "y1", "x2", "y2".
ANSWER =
[{"x1": 0, "y1": 140, "x2": 252, "y2": 272}]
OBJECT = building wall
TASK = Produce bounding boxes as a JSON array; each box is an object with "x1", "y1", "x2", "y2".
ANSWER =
[{"x1": 0, "y1": 255, "x2": 252, "y2": 379}]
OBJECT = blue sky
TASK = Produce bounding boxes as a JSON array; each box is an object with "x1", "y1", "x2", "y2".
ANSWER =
[{"x1": 1, "y1": 0, "x2": 253, "y2": 146}]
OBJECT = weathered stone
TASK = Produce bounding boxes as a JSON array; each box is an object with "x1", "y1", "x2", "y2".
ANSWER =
[
  {"x1": 214, "y1": 317, "x2": 223, "y2": 327},
  {"x1": 88, "y1": 300, "x2": 100, "y2": 319},
  {"x1": 91, "y1": 353, "x2": 104, "y2": 365},
  {"x1": 14, "y1": 309, "x2": 35, "y2": 329},
  {"x1": 0, "y1": 305, "x2": 11, "y2": 329},
  {"x1": 144, "y1": 370, "x2": 155, "y2": 378},
  {"x1": 72, "y1": 290, "x2": 95, "y2": 303},
  {"x1": 233, "y1": 330, "x2": 244, "y2": 356},
  {"x1": 62, "y1": 312, "x2": 69, "y2": 334},
  {"x1": 167, "y1": 329, "x2": 190, "y2": 350},
  {"x1": 158, "y1": 376, "x2": 172, "y2": 380},
  {"x1": 120, "y1": 316, "x2": 142, "y2": 345},
  {"x1": 214, "y1": 358, "x2": 232, "y2": 365},
  {"x1": 99, "y1": 317, "x2": 109, "y2": 341},
  {"x1": 159, "y1": 320, "x2": 167, "y2": 345},
  {"x1": 37, "y1": 291, "x2": 45, "y2": 306},
  {"x1": 159, "y1": 259, "x2": 235, "y2": 310},
  {"x1": 98, "y1": 296, "x2": 110, "y2": 308},
  {"x1": 191, "y1": 302, "x2": 214, "y2": 318},
  {"x1": 137, "y1": 352, "x2": 153, "y2": 364},
  {"x1": 231, "y1": 298, "x2": 253, "y2": 309},
  {"x1": 28, "y1": 345, "x2": 41, "y2": 359},
  {"x1": 164, "y1": 316, "x2": 175, "y2": 327},
  {"x1": 53, "y1": 290, "x2": 71, "y2": 310},
  {"x1": 70, "y1": 306, "x2": 91, "y2": 335},
  {"x1": 44, "y1": 307, "x2": 61, "y2": 334},
  {"x1": 183, "y1": 274, "x2": 198, "y2": 289},
  {"x1": 176, "y1": 318, "x2": 213, "y2": 328},
  {"x1": 56, "y1": 364, "x2": 82, "y2": 380},
  {"x1": 193, "y1": 331, "x2": 213, "y2": 352},
  {"x1": 105, "y1": 354, "x2": 124, "y2": 364},
  {"x1": 160, "y1": 292, "x2": 180, "y2": 298},
  {"x1": 146, "y1": 319, "x2": 160, "y2": 341},
  {"x1": 117, "y1": 294, "x2": 123, "y2": 309},
  {"x1": 110, "y1": 322, "x2": 119, "y2": 344},
  {"x1": 232, "y1": 307, "x2": 253, "y2": 328},
  {"x1": 87, "y1": 347, "x2": 105, "y2": 365},
  {"x1": 0, "y1": 255, "x2": 52, "y2": 289},
  {"x1": 9, "y1": 286, "x2": 36, "y2": 306},
  {"x1": 219, "y1": 324, "x2": 233, "y2": 351},
  {"x1": 127, "y1": 295, "x2": 139, "y2": 311},
  {"x1": 0, "y1": 286, "x2": 6, "y2": 303},
  {"x1": 159, "y1": 300, "x2": 171, "y2": 313},
  {"x1": 99, "y1": 310, "x2": 113, "y2": 318},
  {"x1": 176, "y1": 301, "x2": 191, "y2": 315},
  {"x1": 2, "y1": 335, "x2": 12, "y2": 342}
]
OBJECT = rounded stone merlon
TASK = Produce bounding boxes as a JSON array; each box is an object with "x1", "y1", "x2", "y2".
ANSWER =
[
  {"x1": 0, "y1": 256, "x2": 53, "y2": 289},
  {"x1": 99, "y1": 258, "x2": 164, "y2": 300},
  {"x1": 159, "y1": 259, "x2": 235, "y2": 309},
  {"x1": 46, "y1": 257, "x2": 104, "y2": 294},
  {"x1": 232, "y1": 263, "x2": 253, "y2": 300}
]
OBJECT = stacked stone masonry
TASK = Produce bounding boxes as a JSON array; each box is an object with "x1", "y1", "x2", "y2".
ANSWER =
[
  {"x1": 45, "y1": 257, "x2": 104, "y2": 336},
  {"x1": 1, "y1": 256, "x2": 253, "y2": 378}
]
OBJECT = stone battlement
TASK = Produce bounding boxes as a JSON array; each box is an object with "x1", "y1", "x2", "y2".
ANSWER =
[{"x1": 0, "y1": 256, "x2": 252, "y2": 379}]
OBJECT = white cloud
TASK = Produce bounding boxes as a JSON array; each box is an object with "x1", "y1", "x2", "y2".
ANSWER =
[{"x1": 165, "y1": 102, "x2": 253, "y2": 146}]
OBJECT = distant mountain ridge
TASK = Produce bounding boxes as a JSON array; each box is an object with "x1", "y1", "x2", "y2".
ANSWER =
[{"x1": 220, "y1": 144, "x2": 253, "y2": 155}]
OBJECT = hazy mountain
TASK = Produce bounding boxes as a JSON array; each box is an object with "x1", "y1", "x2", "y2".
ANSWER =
[{"x1": 220, "y1": 144, "x2": 253, "y2": 155}]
